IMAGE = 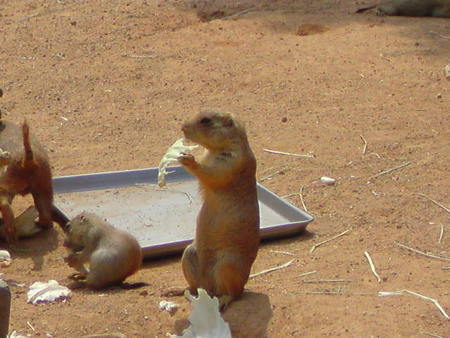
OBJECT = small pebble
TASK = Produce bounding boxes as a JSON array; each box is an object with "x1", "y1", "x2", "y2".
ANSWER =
[{"x1": 320, "y1": 176, "x2": 336, "y2": 185}]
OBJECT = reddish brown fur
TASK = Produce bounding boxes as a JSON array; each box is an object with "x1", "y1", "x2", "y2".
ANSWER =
[
  {"x1": 64, "y1": 212, "x2": 142, "y2": 289},
  {"x1": 0, "y1": 120, "x2": 53, "y2": 242},
  {"x1": 178, "y1": 110, "x2": 260, "y2": 307}
]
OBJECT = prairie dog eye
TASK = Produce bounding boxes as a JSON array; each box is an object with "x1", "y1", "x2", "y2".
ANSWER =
[{"x1": 200, "y1": 117, "x2": 212, "y2": 125}]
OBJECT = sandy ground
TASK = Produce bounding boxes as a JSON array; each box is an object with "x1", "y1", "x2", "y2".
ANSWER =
[{"x1": 0, "y1": 0, "x2": 449, "y2": 337}]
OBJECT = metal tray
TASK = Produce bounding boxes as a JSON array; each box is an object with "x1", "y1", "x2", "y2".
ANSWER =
[{"x1": 52, "y1": 167, "x2": 313, "y2": 259}]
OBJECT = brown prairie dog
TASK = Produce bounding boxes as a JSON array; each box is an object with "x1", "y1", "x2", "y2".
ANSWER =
[
  {"x1": 178, "y1": 110, "x2": 260, "y2": 307},
  {"x1": 356, "y1": 0, "x2": 450, "y2": 17},
  {"x1": 63, "y1": 212, "x2": 142, "y2": 289},
  {"x1": 0, "y1": 120, "x2": 54, "y2": 242}
]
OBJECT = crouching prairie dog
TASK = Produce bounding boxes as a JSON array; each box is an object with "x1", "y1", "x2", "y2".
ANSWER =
[
  {"x1": 356, "y1": 0, "x2": 450, "y2": 17},
  {"x1": 0, "y1": 120, "x2": 54, "y2": 242},
  {"x1": 178, "y1": 110, "x2": 260, "y2": 308},
  {"x1": 63, "y1": 212, "x2": 142, "y2": 289}
]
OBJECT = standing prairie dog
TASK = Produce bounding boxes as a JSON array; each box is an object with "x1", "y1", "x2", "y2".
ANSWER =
[
  {"x1": 0, "y1": 120, "x2": 54, "y2": 242},
  {"x1": 356, "y1": 0, "x2": 450, "y2": 17},
  {"x1": 178, "y1": 110, "x2": 260, "y2": 308},
  {"x1": 63, "y1": 212, "x2": 142, "y2": 289}
]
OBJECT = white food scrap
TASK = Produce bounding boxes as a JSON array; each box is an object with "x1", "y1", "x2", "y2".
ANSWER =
[
  {"x1": 320, "y1": 176, "x2": 336, "y2": 185},
  {"x1": 170, "y1": 289, "x2": 231, "y2": 338},
  {"x1": 7, "y1": 331, "x2": 26, "y2": 338},
  {"x1": 158, "y1": 138, "x2": 198, "y2": 187},
  {"x1": 0, "y1": 249, "x2": 12, "y2": 267},
  {"x1": 159, "y1": 300, "x2": 180, "y2": 315},
  {"x1": 27, "y1": 280, "x2": 71, "y2": 304},
  {"x1": 0, "y1": 147, "x2": 11, "y2": 168}
]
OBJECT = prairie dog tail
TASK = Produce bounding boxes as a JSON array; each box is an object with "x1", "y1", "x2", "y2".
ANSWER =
[
  {"x1": 22, "y1": 120, "x2": 36, "y2": 168},
  {"x1": 356, "y1": 5, "x2": 377, "y2": 13}
]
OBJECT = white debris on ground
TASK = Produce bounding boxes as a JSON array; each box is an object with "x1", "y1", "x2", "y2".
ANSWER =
[
  {"x1": 158, "y1": 138, "x2": 198, "y2": 187},
  {"x1": 170, "y1": 289, "x2": 231, "y2": 338},
  {"x1": 320, "y1": 176, "x2": 336, "y2": 185},
  {"x1": 27, "y1": 280, "x2": 72, "y2": 304},
  {"x1": 0, "y1": 250, "x2": 11, "y2": 267},
  {"x1": 0, "y1": 147, "x2": 11, "y2": 174},
  {"x1": 7, "y1": 331, "x2": 26, "y2": 338},
  {"x1": 159, "y1": 300, "x2": 180, "y2": 315}
]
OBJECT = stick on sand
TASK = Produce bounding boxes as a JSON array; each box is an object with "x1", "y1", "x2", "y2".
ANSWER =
[
  {"x1": 250, "y1": 259, "x2": 295, "y2": 279},
  {"x1": 263, "y1": 148, "x2": 314, "y2": 158},
  {"x1": 379, "y1": 290, "x2": 449, "y2": 320},
  {"x1": 310, "y1": 229, "x2": 351, "y2": 254},
  {"x1": 395, "y1": 242, "x2": 450, "y2": 262},
  {"x1": 364, "y1": 251, "x2": 381, "y2": 282}
]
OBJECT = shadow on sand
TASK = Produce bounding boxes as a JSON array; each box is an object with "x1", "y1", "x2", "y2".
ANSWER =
[{"x1": 174, "y1": 291, "x2": 273, "y2": 338}]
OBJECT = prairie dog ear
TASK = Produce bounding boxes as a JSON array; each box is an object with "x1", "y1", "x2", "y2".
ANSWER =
[{"x1": 222, "y1": 114, "x2": 234, "y2": 127}]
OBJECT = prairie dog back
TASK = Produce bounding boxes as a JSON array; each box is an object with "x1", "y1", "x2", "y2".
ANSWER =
[{"x1": 64, "y1": 212, "x2": 142, "y2": 289}]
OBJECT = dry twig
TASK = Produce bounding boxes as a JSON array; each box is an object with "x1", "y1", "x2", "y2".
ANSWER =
[
  {"x1": 263, "y1": 148, "x2": 314, "y2": 158},
  {"x1": 300, "y1": 290, "x2": 342, "y2": 295},
  {"x1": 417, "y1": 193, "x2": 450, "y2": 214},
  {"x1": 364, "y1": 251, "x2": 381, "y2": 282},
  {"x1": 298, "y1": 270, "x2": 317, "y2": 278},
  {"x1": 299, "y1": 185, "x2": 308, "y2": 212},
  {"x1": 421, "y1": 331, "x2": 444, "y2": 338},
  {"x1": 360, "y1": 135, "x2": 368, "y2": 154},
  {"x1": 282, "y1": 193, "x2": 300, "y2": 199},
  {"x1": 395, "y1": 242, "x2": 450, "y2": 262},
  {"x1": 77, "y1": 334, "x2": 126, "y2": 338},
  {"x1": 368, "y1": 161, "x2": 411, "y2": 181},
  {"x1": 310, "y1": 229, "x2": 351, "y2": 254},
  {"x1": 429, "y1": 31, "x2": 450, "y2": 40},
  {"x1": 379, "y1": 290, "x2": 449, "y2": 320},
  {"x1": 270, "y1": 250, "x2": 295, "y2": 256},
  {"x1": 438, "y1": 224, "x2": 444, "y2": 244},
  {"x1": 259, "y1": 168, "x2": 290, "y2": 182},
  {"x1": 302, "y1": 279, "x2": 352, "y2": 284},
  {"x1": 260, "y1": 166, "x2": 277, "y2": 175},
  {"x1": 249, "y1": 259, "x2": 295, "y2": 279},
  {"x1": 300, "y1": 290, "x2": 375, "y2": 296},
  {"x1": 445, "y1": 64, "x2": 450, "y2": 80},
  {"x1": 369, "y1": 152, "x2": 381, "y2": 159},
  {"x1": 121, "y1": 53, "x2": 158, "y2": 59},
  {"x1": 222, "y1": 7, "x2": 255, "y2": 20},
  {"x1": 27, "y1": 321, "x2": 35, "y2": 332},
  {"x1": 282, "y1": 185, "x2": 308, "y2": 212}
]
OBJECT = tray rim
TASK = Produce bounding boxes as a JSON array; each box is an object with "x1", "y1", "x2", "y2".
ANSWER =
[{"x1": 52, "y1": 167, "x2": 314, "y2": 258}]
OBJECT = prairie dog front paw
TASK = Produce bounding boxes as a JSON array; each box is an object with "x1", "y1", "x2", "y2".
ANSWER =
[{"x1": 178, "y1": 153, "x2": 197, "y2": 168}]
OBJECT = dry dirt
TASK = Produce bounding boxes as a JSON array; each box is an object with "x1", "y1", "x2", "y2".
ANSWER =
[{"x1": 1, "y1": 0, "x2": 449, "y2": 337}]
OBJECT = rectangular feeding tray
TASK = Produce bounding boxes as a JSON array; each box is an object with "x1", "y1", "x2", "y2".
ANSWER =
[{"x1": 52, "y1": 167, "x2": 313, "y2": 259}]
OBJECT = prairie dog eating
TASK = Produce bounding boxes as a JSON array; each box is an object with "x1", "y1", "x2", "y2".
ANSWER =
[
  {"x1": 178, "y1": 110, "x2": 260, "y2": 308},
  {"x1": 356, "y1": 0, "x2": 450, "y2": 17},
  {"x1": 63, "y1": 212, "x2": 142, "y2": 289}
]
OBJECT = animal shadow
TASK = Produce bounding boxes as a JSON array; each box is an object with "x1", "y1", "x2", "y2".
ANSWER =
[
  {"x1": 174, "y1": 291, "x2": 273, "y2": 338},
  {"x1": 1, "y1": 225, "x2": 59, "y2": 271}
]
